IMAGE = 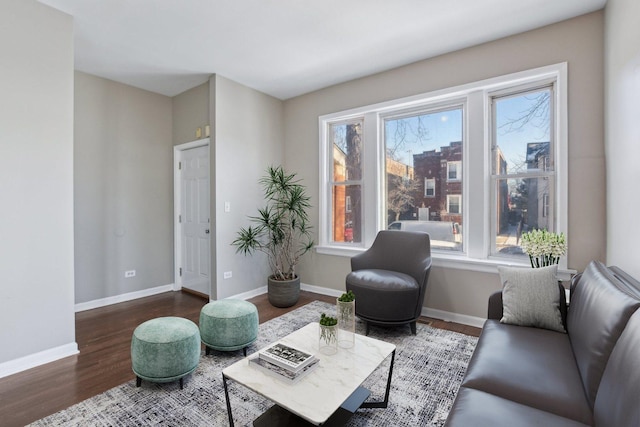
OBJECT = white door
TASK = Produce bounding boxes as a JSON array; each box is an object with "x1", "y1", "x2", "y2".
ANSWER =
[{"x1": 179, "y1": 145, "x2": 210, "y2": 295}]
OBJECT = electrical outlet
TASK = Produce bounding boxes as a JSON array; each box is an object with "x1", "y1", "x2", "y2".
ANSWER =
[
  {"x1": 224, "y1": 201, "x2": 231, "y2": 213},
  {"x1": 125, "y1": 270, "x2": 136, "y2": 278},
  {"x1": 223, "y1": 271, "x2": 232, "y2": 279}
]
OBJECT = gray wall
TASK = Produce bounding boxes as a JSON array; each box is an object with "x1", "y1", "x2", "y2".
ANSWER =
[
  {"x1": 605, "y1": 0, "x2": 640, "y2": 280},
  {"x1": 74, "y1": 72, "x2": 174, "y2": 304},
  {"x1": 213, "y1": 75, "x2": 285, "y2": 299},
  {"x1": 283, "y1": 12, "x2": 605, "y2": 319},
  {"x1": 170, "y1": 75, "x2": 284, "y2": 300},
  {"x1": 0, "y1": 0, "x2": 76, "y2": 366},
  {"x1": 173, "y1": 82, "x2": 210, "y2": 146}
]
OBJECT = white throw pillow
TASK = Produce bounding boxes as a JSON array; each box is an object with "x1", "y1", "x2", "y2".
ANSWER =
[{"x1": 498, "y1": 264, "x2": 565, "y2": 333}]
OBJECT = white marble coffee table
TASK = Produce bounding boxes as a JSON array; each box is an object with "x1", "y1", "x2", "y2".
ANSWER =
[{"x1": 222, "y1": 322, "x2": 396, "y2": 426}]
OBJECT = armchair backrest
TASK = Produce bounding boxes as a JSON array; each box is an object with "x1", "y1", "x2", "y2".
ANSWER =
[{"x1": 351, "y1": 230, "x2": 432, "y2": 289}]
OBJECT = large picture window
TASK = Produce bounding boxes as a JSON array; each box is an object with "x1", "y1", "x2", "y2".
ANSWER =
[
  {"x1": 319, "y1": 64, "x2": 567, "y2": 271},
  {"x1": 384, "y1": 106, "x2": 463, "y2": 251}
]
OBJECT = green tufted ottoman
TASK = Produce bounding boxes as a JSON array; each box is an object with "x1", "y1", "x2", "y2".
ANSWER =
[
  {"x1": 199, "y1": 299, "x2": 258, "y2": 356},
  {"x1": 131, "y1": 316, "x2": 200, "y2": 390}
]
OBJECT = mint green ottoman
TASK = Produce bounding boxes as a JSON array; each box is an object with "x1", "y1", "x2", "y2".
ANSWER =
[
  {"x1": 199, "y1": 299, "x2": 258, "y2": 356},
  {"x1": 131, "y1": 316, "x2": 200, "y2": 390}
]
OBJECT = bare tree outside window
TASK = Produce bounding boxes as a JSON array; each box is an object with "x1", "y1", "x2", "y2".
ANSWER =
[
  {"x1": 498, "y1": 91, "x2": 550, "y2": 138},
  {"x1": 387, "y1": 175, "x2": 419, "y2": 222}
]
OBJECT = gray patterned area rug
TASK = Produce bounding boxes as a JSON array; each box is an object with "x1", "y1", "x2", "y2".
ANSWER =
[{"x1": 31, "y1": 301, "x2": 477, "y2": 426}]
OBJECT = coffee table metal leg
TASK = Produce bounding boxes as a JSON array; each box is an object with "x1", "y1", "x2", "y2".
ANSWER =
[
  {"x1": 222, "y1": 373, "x2": 235, "y2": 427},
  {"x1": 361, "y1": 349, "x2": 395, "y2": 409}
]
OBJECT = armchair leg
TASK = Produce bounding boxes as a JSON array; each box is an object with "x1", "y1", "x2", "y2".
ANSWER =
[
  {"x1": 365, "y1": 321, "x2": 370, "y2": 336},
  {"x1": 410, "y1": 321, "x2": 417, "y2": 335}
]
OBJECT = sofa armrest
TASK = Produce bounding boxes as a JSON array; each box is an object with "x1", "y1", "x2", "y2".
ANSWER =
[{"x1": 487, "y1": 291, "x2": 504, "y2": 320}]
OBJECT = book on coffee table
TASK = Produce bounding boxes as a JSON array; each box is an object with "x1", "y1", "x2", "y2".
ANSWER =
[
  {"x1": 258, "y1": 342, "x2": 316, "y2": 372},
  {"x1": 249, "y1": 354, "x2": 319, "y2": 383}
]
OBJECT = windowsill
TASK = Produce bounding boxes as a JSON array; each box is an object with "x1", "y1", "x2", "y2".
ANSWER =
[{"x1": 315, "y1": 245, "x2": 576, "y2": 281}]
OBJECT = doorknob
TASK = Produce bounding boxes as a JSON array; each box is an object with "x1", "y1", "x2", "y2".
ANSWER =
[{"x1": 205, "y1": 229, "x2": 210, "y2": 234}]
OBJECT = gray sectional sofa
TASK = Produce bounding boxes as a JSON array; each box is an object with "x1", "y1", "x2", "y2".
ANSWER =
[{"x1": 445, "y1": 261, "x2": 640, "y2": 426}]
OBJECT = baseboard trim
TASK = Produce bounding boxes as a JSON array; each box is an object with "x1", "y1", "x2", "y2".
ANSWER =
[
  {"x1": 224, "y1": 283, "x2": 486, "y2": 329},
  {"x1": 302, "y1": 283, "x2": 486, "y2": 328},
  {"x1": 225, "y1": 283, "x2": 341, "y2": 302},
  {"x1": 0, "y1": 342, "x2": 79, "y2": 379},
  {"x1": 422, "y1": 307, "x2": 485, "y2": 329},
  {"x1": 75, "y1": 284, "x2": 175, "y2": 312},
  {"x1": 181, "y1": 287, "x2": 209, "y2": 300},
  {"x1": 226, "y1": 286, "x2": 268, "y2": 301},
  {"x1": 301, "y1": 283, "x2": 342, "y2": 298}
]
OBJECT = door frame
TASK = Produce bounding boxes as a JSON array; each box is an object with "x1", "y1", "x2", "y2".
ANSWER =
[{"x1": 173, "y1": 138, "x2": 211, "y2": 293}]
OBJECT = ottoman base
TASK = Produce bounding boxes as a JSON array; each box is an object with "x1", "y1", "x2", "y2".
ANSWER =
[
  {"x1": 134, "y1": 366, "x2": 197, "y2": 390},
  {"x1": 204, "y1": 344, "x2": 249, "y2": 357}
]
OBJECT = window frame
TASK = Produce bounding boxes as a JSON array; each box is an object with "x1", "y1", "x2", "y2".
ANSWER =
[
  {"x1": 489, "y1": 82, "x2": 557, "y2": 258},
  {"x1": 447, "y1": 194, "x2": 462, "y2": 214},
  {"x1": 326, "y1": 118, "x2": 366, "y2": 247},
  {"x1": 318, "y1": 63, "x2": 569, "y2": 275},
  {"x1": 424, "y1": 178, "x2": 435, "y2": 197},
  {"x1": 447, "y1": 161, "x2": 462, "y2": 181}
]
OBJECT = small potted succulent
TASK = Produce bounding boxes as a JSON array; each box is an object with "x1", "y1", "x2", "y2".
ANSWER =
[
  {"x1": 337, "y1": 290, "x2": 356, "y2": 348},
  {"x1": 318, "y1": 313, "x2": 338, "y2": 355}
]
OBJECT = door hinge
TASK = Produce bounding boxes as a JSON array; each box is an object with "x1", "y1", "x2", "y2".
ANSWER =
[
  {"x1": 179, "y1": 267, "x2": 182, "y2": 277},
  {"x1": 179, "y1": 214, "x2": 182, "y2": 223},
  {"x1": 178, "y1": 161, "x2": 182, "y2": 170}
]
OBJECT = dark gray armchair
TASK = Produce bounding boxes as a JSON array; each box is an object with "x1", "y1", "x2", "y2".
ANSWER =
[{"x1": 346, "y1": 230, "x2": 432, "y2": 335}]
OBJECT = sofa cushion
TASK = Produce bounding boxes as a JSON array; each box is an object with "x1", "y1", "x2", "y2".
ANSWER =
[
  {"x1": 593, "y1": 311, "x2": 640, "y2": 427},
  {"x1": 460, "y1": 320, "x2": 592, "y2": 424},
  {"x1": 498, "y1": 264, "x2": 565, "y2": 332},
  {"x1": 445, "y1": 387, "x2": 591, "y2": 427},
  {"x1": 567, "y1": 261, "x2": 640, "y2": 408}
]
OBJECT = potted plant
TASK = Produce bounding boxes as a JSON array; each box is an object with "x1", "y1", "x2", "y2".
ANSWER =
[
  {"x1": 232, "y1": 166, "x2": 314, "y2": 307},
  {"x1": 520, "y1": 229, "x2": 567, "y2": 268},
  {"x1": 318, "y1": 313, "x2": 338, "y2": 355},
  {"x1": 337, "y1": 290, "x2": 356, "y2": 348}
]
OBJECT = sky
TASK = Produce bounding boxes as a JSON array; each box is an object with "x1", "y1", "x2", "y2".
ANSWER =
[{"x1": 384, "y1": 89, "x2": 551, "y2": 173}]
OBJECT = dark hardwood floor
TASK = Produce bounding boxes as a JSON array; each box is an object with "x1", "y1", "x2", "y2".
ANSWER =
[{"x1": 0, "y1": 290, "x2": 480, "y2": 427}]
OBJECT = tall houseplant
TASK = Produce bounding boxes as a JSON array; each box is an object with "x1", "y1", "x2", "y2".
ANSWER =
[{"x1": 233, "y1": 166, "x2": 314, "y2": 307}]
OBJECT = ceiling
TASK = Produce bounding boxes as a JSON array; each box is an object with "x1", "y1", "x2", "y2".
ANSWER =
[{"x1": 39, "y1": 0, "x2": 606, "y2": 100}]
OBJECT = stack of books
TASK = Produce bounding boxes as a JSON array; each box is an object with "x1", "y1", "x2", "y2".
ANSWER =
[{"x1": 249, "y1": 342, "x2": 319, "y2": 383}]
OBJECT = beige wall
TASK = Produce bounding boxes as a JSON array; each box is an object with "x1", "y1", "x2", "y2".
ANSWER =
[
  {"x1": 74, "y1": 72, "x2": 174, "y2": 303},
  {"x1": 172, "y1": 82, "x2": 210, "y2": 146},
  {"x1": 284, "y1": 12, "x2": 605, "y2": 319},
  {"x1": 0, "y1": 0, "x2": 76, "y2": 368},
  {"x1": 213, "y1": 75, "x2": 285, "y2": 299},
  {"x1": 605, "y1": 0, "x2": 640, "y2": 280}
]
